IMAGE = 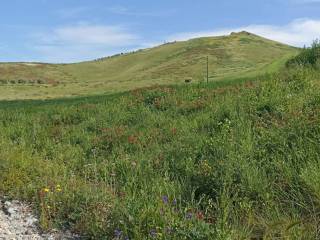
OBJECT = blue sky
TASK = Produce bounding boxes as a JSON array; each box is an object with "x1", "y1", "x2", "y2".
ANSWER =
[{"x1": 1, "y1": 0, "x2": 320, "y2": 62}]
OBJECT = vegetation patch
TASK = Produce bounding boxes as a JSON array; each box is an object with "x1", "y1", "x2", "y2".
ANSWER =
[{"x1": 1, "y1": 52, "x2": 320, "y2": 238}]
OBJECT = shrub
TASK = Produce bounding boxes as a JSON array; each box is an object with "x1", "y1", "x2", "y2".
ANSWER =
[{"x1": 286, "y1": 39, "x2": 320, "y2": 68}]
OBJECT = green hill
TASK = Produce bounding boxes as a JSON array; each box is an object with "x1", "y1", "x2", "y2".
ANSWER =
[{"x1": 0, "y1": 31, "x2": 298, "y2": 100}]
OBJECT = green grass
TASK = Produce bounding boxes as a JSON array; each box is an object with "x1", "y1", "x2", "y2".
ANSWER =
[
  {"x1": 1, "y1": 61, "x2": 320, "y2": 239},
  {"x1": 0, "y1": 32, "x2": 298, "y2": 100}
]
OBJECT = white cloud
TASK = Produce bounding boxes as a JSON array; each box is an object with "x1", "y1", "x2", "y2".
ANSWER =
[
  {"x1": 107, "y1": 6, "x2": 130, "y2": 15},
  {"x1": 107, "y1": 5, "x2": 176, "y2": 17},
  {"x1": 292, "y1": 0, "x2": 320, "y2": 3},
  {"x1": 57, "y1": 7, "x2": 91, "y2": 19},
  {"x1": 0, "y1": 43, "x2": 7, "y2": 56},
  {"x1": 0, "y1": 43, "x2": 6, "y2": 50},
  {"x1": 168, "y1": 18, "x2": 320, "y2": 47},
  {"x1": 33, "y1": 45, "x2": 119, "y2": 63},
  {"x1": 32, "y1": 24, "x2": 140, "y2": 62},
  {"x1": 39, "y1": 24, "x2": 139, "y2": 46}
]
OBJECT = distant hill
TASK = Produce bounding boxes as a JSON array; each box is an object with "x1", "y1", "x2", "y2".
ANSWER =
[{"x1": 0, "y1": 31, "x2": 298, "y2": 100}]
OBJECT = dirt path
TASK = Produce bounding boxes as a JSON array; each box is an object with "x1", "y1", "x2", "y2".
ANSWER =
[{"x1": 0, "y1": 198, "x2": 77, "y2": 240}]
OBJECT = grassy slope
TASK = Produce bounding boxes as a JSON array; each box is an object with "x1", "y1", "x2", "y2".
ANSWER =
[
  {"x1": 0, "y1": 32, "x2": 298, "y2": 100},
  {"x1": 0, "y1": 65, "x2": 320, "y2": 239}
]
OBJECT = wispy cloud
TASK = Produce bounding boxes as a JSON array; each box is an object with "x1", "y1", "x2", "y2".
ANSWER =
[
  {"x1": 291, "y1": 0, "x2": 320, "y2": 3},
  {"x1": 33, "y1": 44, "x2": 117, "y2": 63},
  {"x1": 32, "y1": 24, "x2": 140, "y2": 62},
  {"x1": 167, "y1": 18, "x2": 320, "y2": 47},
  {"x1": 46, "y1": 25, "x2": 138, "y2": 45},
  {"x1": 107, "y1": 5, "x2": 176, "y2": 17},
  {"x1": 0, "y1": 43, "x2": 8, "y2": 56},
  {"x1": 56, "y1": 5, "x2": 176, "y2": 19},
  {"x1": 107, "y1": 6, "x2": 130, "y2": 15},
  {"x1": 57, "y1": 6, "x2": 92, "y2": 19}
]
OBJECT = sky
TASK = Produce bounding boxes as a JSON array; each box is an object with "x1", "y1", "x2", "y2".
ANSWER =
[{"x1": 0, "y1": 0, "x2": 320, "y2": 63}]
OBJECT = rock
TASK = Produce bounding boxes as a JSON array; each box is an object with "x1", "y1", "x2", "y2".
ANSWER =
[
  {"x1": 26, "y1": 216, "x2": 38, "y2": 226},
  {"x1": 0, "y1": 198, "x2": 79, "y2": 239},
  {"x1": 7, "y1": 207, "x2": 17, "y2": 216}
]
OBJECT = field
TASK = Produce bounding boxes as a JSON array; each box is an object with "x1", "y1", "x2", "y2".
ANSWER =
[
  {"x1": 0, "y1": 32, "x2": 297, "y2": 100},
  {"x1": 1, "y1": 54, "x2": 320, "y2": 239},
  {"x1": 2, "y1": 33, "x2": 320, "y2": 239}
]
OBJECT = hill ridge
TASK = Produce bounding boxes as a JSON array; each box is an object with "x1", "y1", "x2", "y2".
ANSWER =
[{"x1": 0, "y1": 32, "x2": 299, "y2": 100}]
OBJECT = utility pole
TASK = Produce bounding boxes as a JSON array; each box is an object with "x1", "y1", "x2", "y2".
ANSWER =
[{"x1": 206, "y1": 56, "x2": 209, "y2": 84}]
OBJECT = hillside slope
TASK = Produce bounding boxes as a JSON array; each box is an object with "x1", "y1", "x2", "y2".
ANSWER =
[
  {"x1": 0, "y1": 32, "x2": 298, "y2": 100},
  {"x1": 0, "y1": 64, "x2": 320, "y2": 239}
]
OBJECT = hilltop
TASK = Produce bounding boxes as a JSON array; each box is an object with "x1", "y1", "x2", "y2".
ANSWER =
[{"x1": 0, "y1": 32, "x2": 298, "y2": 100}]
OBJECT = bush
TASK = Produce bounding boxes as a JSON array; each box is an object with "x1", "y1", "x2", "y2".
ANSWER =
[{"x1": 286, "y1": 40, "x2": 320, "y2": 68}]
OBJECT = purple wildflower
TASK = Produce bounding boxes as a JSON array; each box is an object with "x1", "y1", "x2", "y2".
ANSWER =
[
  {"x1": 172, "y1": 198, "x2": 177, "y2": 205},
  {"x1": 150, "y1": 229, "x2": 157, "y2": 238},
  {"x1": 186, "y1": 212, "x2": 193, "y2": 220},
  {"x1": 162, "y1": 195, "x2": 169, "y2": 204},
  {"x1": 114, "y1": 229, "x2": 122, "y2": 238}
]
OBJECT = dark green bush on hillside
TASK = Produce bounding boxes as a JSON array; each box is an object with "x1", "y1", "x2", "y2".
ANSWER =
[{"x1": 286, "y1": 40, "x2": 320, "y2": 68}]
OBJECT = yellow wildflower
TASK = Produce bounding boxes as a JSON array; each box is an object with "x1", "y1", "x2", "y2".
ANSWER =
[
  {"x1": 199, "y1": 160, "x2": 212, "y2": 176},
  {"x1": 56, "y1": 184, "x2": 62, "y2": 192}
]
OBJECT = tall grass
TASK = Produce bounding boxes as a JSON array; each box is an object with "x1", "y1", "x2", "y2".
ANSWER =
[{"x1": 0, "y1": 62, "x2": 320, "y2": 238}]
